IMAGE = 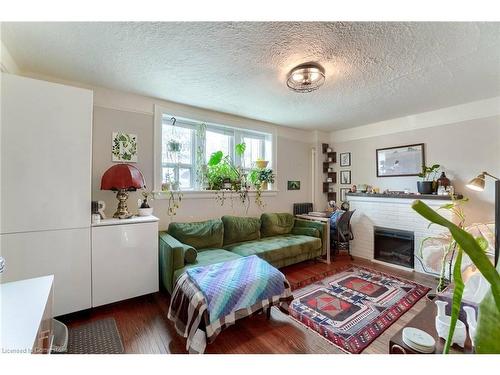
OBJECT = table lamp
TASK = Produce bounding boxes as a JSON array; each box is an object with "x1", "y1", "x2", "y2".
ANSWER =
[
  {"x1": 101, "y1": 164, "x2": 146, "y2": 218},
  {"x1": 466, "y1": 171, "x2": 499, "y2": 265}
]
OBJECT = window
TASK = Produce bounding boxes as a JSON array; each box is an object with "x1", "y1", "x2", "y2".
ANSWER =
[
  {"x1": 161, "y1": 121, "x2": 195, "y2": 189},
  {"x1": 156, "y1": 110, "x2": 274, "y2": 191}
]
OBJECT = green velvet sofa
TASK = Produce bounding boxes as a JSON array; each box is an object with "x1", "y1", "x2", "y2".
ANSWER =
[{"x1": 159, "y1": 213, "x2": 326, "y2": 293}]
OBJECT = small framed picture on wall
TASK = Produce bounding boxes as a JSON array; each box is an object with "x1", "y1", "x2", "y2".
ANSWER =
[
  {"x1": 340, "y1": 170, "x2": 351, "y2": 184},
  {"x1": 340, "y1": 152, "x2": 351, "y2": 167},
  {"x1": 340, "y1": 188, "x2": 350, "y2": 202}
]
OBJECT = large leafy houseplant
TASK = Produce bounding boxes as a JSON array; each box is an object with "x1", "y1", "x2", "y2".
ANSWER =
[
  {"x1": 412, "y1": 200, "x2": 500, "y2": 353},
  {"x1": 205, "y1": 143, "x2": 252, "y2": 211}
]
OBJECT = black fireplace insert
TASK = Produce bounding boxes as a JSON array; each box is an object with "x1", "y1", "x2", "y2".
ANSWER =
[{"x1": 374, "y1": 226, "x2": 415, "y2": 268}]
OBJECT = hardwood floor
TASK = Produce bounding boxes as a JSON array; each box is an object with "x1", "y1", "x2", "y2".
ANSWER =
[{"x1": 60, "y1": 255, "x2": 437, "y2": 354}]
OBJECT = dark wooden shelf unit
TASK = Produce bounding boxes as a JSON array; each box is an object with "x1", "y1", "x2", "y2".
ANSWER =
[{"x1": 322, "y1": 143, "x2": 337, "y2": 205}]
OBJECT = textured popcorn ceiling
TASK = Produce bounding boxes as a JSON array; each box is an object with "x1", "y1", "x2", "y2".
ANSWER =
[{"x1": 2, "y1": 22, "x2": 500, "y2": 130}]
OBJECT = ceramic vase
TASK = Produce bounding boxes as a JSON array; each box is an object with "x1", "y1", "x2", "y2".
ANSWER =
[{"x1": 435, "y1": 300, "x2": 467, "y2": 347}]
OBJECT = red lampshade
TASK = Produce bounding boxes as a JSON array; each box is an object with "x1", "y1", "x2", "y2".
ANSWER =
[{"x1": 101, "y1": 164, "x2": 145, "y2": 191}]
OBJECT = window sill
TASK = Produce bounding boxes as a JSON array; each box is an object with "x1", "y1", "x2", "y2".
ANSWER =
[{"x1": 153, "y1": 189, "x2": 279, "y2": 200}]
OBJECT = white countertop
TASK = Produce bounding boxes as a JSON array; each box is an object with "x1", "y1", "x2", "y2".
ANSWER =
[
  {"x1": 92, "y1": 215, "x2": 159, "y2": 227},
  {"x1": 1, "y1": 275, "x2": 54, "y2": 353}
]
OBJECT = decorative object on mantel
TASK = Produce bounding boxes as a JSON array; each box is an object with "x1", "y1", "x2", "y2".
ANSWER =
[
  {"x1": 286, "y1": 62, "x2": 325, "y2": 93},
  {"x1": 417, "y1": 163, "x2": 441, "y2": 194},
  {"x1": 412, "y1": 199, "x2": 500, "y2": 353},
  {"x1": 339, "y1": 152, "x2": 351, "y2": 167},
  {"x1": 101, "y1": 163, "x2": 145, "y2": 219},
  {"x1": 340, "y1": 170, "x2": 351, "y2": 184},
  {"x1": 138, "y1": 191, "x2": 154, "y2": 216},
  {"x1": 376, "y1": 143, "x2": 424, "y2": 177},
  {"x1": 466, "y1": 171, "x2": 499, "y2": 266},
  {"x1": 437, "y1": 172, "x2": 451, "y2": 189},
  {"x1": 322, "y1": 143, "x2": 337, "y2": 204},
  {"x1": 112, "y1": 132, "x2": 138, "y2": 162}
]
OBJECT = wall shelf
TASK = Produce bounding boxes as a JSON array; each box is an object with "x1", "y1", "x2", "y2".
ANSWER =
[{"x1": 321, "y1": 143, "x2": 337, "y2": 204}]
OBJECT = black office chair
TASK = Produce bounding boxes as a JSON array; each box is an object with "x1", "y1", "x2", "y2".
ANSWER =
[{"x1": 331, "y1": 210, "x2": 355, "y2": 260}]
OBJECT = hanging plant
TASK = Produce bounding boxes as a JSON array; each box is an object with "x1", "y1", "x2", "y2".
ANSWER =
[
  {"x1": 195, "y1": 122, "x2": 208, "y2": 188},
  {"x1": 167, "y1": 139, "x2": 182, "y2": 152}
]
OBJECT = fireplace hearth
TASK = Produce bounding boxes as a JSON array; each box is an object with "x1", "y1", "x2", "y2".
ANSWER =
[{"x1": 374, "y1": 227, "x2": 415, "y2": 268}]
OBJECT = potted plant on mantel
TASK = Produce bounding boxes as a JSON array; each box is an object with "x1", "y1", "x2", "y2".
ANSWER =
[{"x1": 417, "y1": 163, "x2": 440, "y2": 194}]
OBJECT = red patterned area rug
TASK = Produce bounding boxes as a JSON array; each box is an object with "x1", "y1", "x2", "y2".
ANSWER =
[{"x1": 289, "y1": 266, "x2": 430, "y2": 354}]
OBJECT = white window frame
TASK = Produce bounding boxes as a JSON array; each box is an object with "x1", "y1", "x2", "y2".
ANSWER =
[
  {"x1": 161, "y1": 121, "x2": 196, "y2": 190},
  {"x1": 153, "y1": 105, "x2": 278, "y2": 198}
]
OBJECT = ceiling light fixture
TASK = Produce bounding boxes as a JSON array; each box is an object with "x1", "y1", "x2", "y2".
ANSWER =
[{"x1": 287, "y1": 63, "x2": 325, "y2": 93}]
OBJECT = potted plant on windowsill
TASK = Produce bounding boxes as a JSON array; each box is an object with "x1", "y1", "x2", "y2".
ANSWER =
[
  {"x1": 255, "y1": 158, "x2": 269, "y2": 169},
  {"x1": 417, "y1": 164, "x2": 440, "y2": 194},
  {"x1": 248, "y1": 167, "x2": 275, "y2": 209}
]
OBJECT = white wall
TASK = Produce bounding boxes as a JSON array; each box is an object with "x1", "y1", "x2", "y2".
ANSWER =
[
  {"x1": 91, "y1": 103, "x2": 317, "y2": 230},
  {"x1": 330, "y1": 102, "x2": 500, "y2": 225},
  {"x1": 77, "y1": 84, "x2": 323, "y2": 231}
]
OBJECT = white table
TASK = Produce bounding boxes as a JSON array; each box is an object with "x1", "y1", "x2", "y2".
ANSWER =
[
  {"x1": 1, "y1": 275, "x2": 54, "y2": 354},
  {"x1": 295, "y1": 214, "x2": 331, "y2": 264}
]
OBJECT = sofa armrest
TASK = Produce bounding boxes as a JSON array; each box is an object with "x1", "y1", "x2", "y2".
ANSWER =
[
  {"x1": 159, "y1": 232, "x2": 196, "y2": 293},
  {"x1": 291, "y1": 227, "x2": 320, "y2": 238},
  {"x1": 293, "y1": 219, "x2": 327, "y2": 253}
]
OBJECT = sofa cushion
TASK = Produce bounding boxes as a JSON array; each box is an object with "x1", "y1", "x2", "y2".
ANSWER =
[
  {"x1": 261, "y1": 213, "x2": 295, "y2": 237},
  {"x1": 223, "y1": 234, "x2": 321, "y2": 264},
  {"x1": 173, "y1": 249, "x2": 242, "y2": 282},
  {"x1": 222, "y1": 215, "x2": 261, "y2": 246},
  {"x1": 168, "y1": 219, "x2": 224, "y2": 250},
  {"x1": 291, "y1": 227, "x2": 320, "y2": 238}
]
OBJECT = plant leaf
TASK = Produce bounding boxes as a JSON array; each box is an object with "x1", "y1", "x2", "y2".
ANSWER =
[
  {"x1": 208, "y1": 151, "x2": 223, "y2": 166},
  {"x1": 412, "y1": 200, "x2": 500, "y2": 311},
  {"x1": 235, "y1": 142, "x2": 246, "y2": 157},
  {"x1": 475, "y1": 236, "x2": 489, "y2": 252},
  {"x1": 475, "y1": 260, "x2": 500, "y2": 353},
  {"x1": 439, "y1": 203, "x2": 455, "y2": 210},
  {"x1": 443, "y1": 248, "x2": 464, "y2": 353}
]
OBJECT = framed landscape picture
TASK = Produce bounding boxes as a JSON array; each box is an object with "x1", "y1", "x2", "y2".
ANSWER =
[
  {"x1": 340, "y1": 152, "x2": 351, "y2": 167},
  {"x1": 287, "y1": 180, "x2": 301, "y2": 190},
  {"x1": 376, "y1": 143, "x2": 424, "y2": 177},
  {"x1": 340, "y1": 170, "x2": 351, "y2": 184}
]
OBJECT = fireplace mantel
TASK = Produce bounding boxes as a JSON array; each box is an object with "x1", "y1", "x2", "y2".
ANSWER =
[
  {"x1": 347, "y1": 194, "x2": 453, "y2": 273},
  {"x1": 346, "y1": 192, "x2": 461, "y2": 201}
]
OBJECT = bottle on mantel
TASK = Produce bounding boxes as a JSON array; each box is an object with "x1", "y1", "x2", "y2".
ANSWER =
[{"x1": 437, "y1": 172, "x2": 451, "y2": 188}]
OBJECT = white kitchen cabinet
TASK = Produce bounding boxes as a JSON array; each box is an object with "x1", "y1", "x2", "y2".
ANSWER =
[
  {"x1": 1, "y1": 73, "x2": 93, "y2": 316},
  {"x1": 91, "y1": 216, "x2": 159, "y2": 307},
  {"x1": 0, "y1": 229, "x2": 92, "y2": 316}
]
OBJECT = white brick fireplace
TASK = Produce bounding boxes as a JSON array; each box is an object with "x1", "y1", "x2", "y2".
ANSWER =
[{"x1": 348, "y1": 195, "x2": 453, "y2": 273}]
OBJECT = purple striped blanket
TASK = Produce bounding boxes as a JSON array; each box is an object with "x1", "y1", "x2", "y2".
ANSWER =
[{"x1": 186, "y1": 255, "x2": 286, "y2": 323}]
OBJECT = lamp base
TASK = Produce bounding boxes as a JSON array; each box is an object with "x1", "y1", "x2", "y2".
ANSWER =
[{"x1": 113, "y1": 189, "x2": 133, "y2": 219}]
